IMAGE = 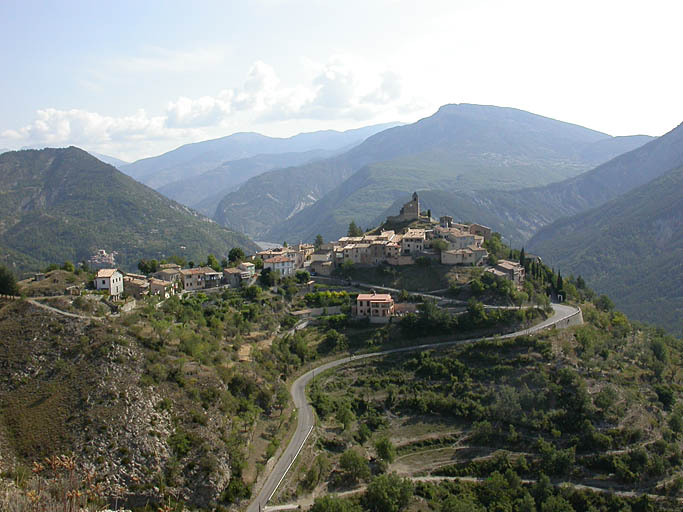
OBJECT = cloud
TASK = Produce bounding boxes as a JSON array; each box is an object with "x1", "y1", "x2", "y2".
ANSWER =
[
  {"x1": 165, "y1": 94, "x2": 232, "y2": 128},
  {"x1": 1, "y1": 57, "x2": 410, "y2": 159}
]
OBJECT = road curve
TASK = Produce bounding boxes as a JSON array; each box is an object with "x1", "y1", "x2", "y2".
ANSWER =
[{"x1": 247, "y1": 303, "x2": 579, "y2": 511}]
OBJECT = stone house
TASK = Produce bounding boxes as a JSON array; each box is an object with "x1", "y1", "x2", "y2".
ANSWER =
[
  {"x1": 469, "y1": 223, "x2": 492, "y2": 240},
  {"x1": 149, "y1": 278, "x2": 176, "y2": 298},
  {"x1": 153, "y1": 268, "x2": 181, "y2": 283},
  {"x1": 491, "y1": 260, "x2": 525, "y2": 286},
  {"x1": 401, "y1": 229, "x2": 426, "y2": 254},
  {"x1": 223, "y1": 267, "x2": 243, "y2": 287},
  {"x1": 180, "y1": 267, "x2": 218, "y2": 291},
  {"x1": 123, "y1": 276, "x2": 149, "y2": 299},
  {"x1": 94, "y1": 268, "x2": 124, "y2": 300}
]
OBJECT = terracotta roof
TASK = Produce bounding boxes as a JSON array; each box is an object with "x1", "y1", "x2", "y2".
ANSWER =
[
  {"x1": 127, "y1": 278, "x2": 149, "y2": 287},
  {"x1": 149, "y1": 278, "x2": 171, "y2": 286},
  {"x1": 496, "y1": 260, "x2": 522, "y2": 270},
  {"x1": 96, "y1": 268, "x2": 119, "y2": 278},
  {"x1": 357, "y1": 293, "x2": 393, "y2": 303},
  {"x1": 224, "y1": 267, "x2": 242, "y2": 274},
  {"x1": 264, "y1": 255, "x2": 293, "y2": 263},
  {"x1": 181, "y1": 266, "x2": 216, "y2": 275}
]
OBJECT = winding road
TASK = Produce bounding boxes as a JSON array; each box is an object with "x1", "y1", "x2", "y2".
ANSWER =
[{"x1": 247, "y1": 303, "x2": 581, "y2": 511}]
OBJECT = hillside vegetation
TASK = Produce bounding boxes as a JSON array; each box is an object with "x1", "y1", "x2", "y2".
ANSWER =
[
  {"x1": 0, "y1": 147, "x2": 258, "y2": 274},
  {"x1": 280, "y1": 296, "x2": 683, "y2": 512},
  {"x1": 528, "y1": 165, "x2": 683, "y2": 335}
]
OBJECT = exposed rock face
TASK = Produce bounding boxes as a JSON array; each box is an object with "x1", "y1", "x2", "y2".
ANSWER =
[{"x1": 0, "y1": 300, "x2": 234, "y2": 509}]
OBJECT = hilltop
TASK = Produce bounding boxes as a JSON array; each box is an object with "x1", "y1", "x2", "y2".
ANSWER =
[
  {"x1": 250, "y1": 104, "x2": 652, "y2": 242},
  {"x1": 0, "y1": 147, "x2": 258, "y2": 274}
]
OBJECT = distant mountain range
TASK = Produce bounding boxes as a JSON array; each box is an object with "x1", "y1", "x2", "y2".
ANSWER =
[
  {"x1": 389, "y1": 121, "x2": 682, "y2": 247},
  {"x1": 0, "y1": 147, "x2": 258, "y2": 274},
  {"x1": 250, "y1": 104, "x2": 652, "y2": 243},
  {"x1": 120, "y1": 123, "x2": 399, "y2": 191},
  {"x1": 88, "y1": 151, "x2": 129, "y2": 168},
  {"x1": 157, "y1": 148, "x2": 339, "y2": 217},
  {"x1": 528, "y1": 164, "x2": 683, "y2": 335}
]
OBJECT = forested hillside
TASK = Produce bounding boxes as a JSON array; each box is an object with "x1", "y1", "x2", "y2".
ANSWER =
[
  {"x1": 0, "y1": 147, "x2": 258, "y2": 274},
  {"x1": 528, "y1": 165, "x2": 683, "y2": 335}
]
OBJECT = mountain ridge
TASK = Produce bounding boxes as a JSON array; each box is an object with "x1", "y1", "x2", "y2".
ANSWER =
[
  {"x1": 121, "y1": 122, "x2": 400, "y2": 190},
  {"x1": 0, "y1": 147, "x2": 258, "y2": 274},
  {"x1": 256, "y1": 104, "x2": 654, "y2": 242},
  {"x1": 526, "y1": 164, "x2": 683, "y2": 335}
]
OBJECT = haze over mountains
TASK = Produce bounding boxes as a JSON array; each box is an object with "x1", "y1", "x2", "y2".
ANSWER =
[
  {"x1": 527, "y1": 164, "x2": 683, "y2": 335},
  {"x1": 246, "y1": 104, "x2": 652, "y2": 243},
  {"x1": 0, "y1": 147, "x2": 258, "y2": 273},
  {"x1": 120, "y1": 123, "x2": 399, "y2": 190}
]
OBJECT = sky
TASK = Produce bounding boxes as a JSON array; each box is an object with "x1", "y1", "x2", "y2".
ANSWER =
[{"x1": 1, "y1": 0, "x2": 682, "y2": 162}]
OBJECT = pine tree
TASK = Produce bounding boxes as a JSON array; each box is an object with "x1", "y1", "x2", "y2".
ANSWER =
[
  {"x1": 519, "y1": 247, "x2": 526, "y2": 268},
  {"x1": 348, "y1": 221, "x2": 363, "y2": 237}
]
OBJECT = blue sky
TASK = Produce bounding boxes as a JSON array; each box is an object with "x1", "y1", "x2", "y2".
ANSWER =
[{"x1": 1, "y1": 0, "x2": 682, "y2": 161}]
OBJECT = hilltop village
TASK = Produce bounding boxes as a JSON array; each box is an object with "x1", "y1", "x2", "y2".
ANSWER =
[{"x1": 75, "y1": 193, "x2": 525, "y2": 322}]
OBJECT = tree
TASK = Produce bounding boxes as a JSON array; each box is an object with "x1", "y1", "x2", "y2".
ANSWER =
[
  {"x1": 315, "y1": 234, "x2": 324, "y2": 249},
  {"x1": 363, "y1": 473, "x2": 413, "y2": 512},
  {"x1": 296, "y1": 270, "x2": 310, "y2": 283},
  {"x1": 519, "y1": 247, "x2": 526, "y2": 268},
  {"x1": 594, "y1": 294, "x2": 614, "y2": 312},
  {"x1": 0, "y1": 265, "x2": 19, "y2": 296},
  {"x1": 431, "y1": 239, "x2": 448, "y2": 253},
  {"x1": 348, "y1": 220, "x2": 363, "y2": 237},
  {"x1": 311, "y1": 496, "x2": 362, "y2": 512},
  {"x1": 229, "y1": 247, "x2": 245, "y2": 263},
  {"x1": 62, "y1": 261, "x2": 75, "y2": 272},
  {"x1": 221, "y1": 257, "x2": 229, "y2": 268},
  {"x1": 336, "y1": 402, "x2": 355, "y2": 431},
  {"x1": 207, "y1": 254, "x2": 221, "y2": 271},
  {"x1": 375, "y1": 437, "x2": 396, "y2": 463},
  {"x1": 339, "y1": 449, "x2": 371, "y2": 483}
]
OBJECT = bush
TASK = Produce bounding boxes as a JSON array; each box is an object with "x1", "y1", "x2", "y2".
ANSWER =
[{"x1": 363, "y1": 473, "x2": 413, "y2": 512}]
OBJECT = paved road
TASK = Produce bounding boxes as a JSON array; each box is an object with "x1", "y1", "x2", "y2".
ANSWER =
[{"x1": 247, "y1": 303, "x2": 580, "y2": 511}]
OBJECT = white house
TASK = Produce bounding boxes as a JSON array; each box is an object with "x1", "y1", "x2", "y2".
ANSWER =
[
  {"x1": 263, "y1": 255, "x2": 294, "y2": 276},
  {"x1": 95, "y1": 268, "x2": 124, "y2": 300}
]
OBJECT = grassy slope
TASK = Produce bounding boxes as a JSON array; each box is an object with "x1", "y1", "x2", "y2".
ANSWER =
[{"x1": 0, "y1": 147, "x2": 258, "y2": 274}]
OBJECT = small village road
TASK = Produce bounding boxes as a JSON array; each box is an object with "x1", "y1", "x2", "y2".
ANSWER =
[{"x1": 248, "y1": 303, "x2": 580, "y2": 512}]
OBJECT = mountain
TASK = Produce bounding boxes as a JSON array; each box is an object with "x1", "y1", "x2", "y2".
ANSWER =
[
  {"x1": 121, "y1": 123, "x2": 399, "y2": 190},
  {"x1": 526, "y1": 165, "x2": 683, "y2": 335},
  {"x1": 0, "y1": 147, "x2": 258, "y2": 274},
  {"x1": 157, "y1": 148, "x2": 338, "y2": 216},
  {"x1": 249, "y1": 104, "x2": 652, "y2": 242},
  {"x1": 88, "y1": 151, "x2": 129, "y2": 168}
]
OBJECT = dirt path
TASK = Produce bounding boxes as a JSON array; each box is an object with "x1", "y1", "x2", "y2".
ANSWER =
[{"x1": 26, "y1": 299, "x2": 103, "y2": 321}]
